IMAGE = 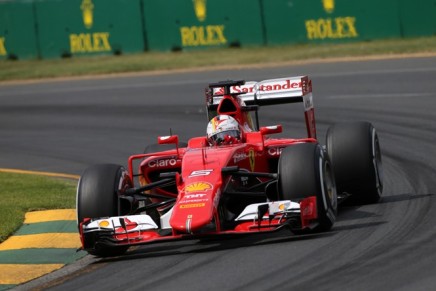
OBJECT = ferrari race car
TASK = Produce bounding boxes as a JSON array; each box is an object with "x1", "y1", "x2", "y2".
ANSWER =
[{"x1": 77, "y1": 76, "x2": 383, "y2": 257}]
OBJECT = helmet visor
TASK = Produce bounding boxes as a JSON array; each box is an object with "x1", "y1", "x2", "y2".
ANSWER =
[{"x1": 209, "y1": 130, "x2": 240, "y2": 145}]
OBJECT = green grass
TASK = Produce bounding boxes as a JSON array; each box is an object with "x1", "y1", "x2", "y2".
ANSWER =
[
  {"x1": 0, "y1": 172, "x2": 77, "y2": 242},
  {"x1": 1, "y1": 36, "x2": 436, "y2": 82}
]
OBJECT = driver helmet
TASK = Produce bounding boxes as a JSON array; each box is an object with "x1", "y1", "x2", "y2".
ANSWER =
[{"x1": 207, "y1": 115, "x2": 241, "y2": 145}]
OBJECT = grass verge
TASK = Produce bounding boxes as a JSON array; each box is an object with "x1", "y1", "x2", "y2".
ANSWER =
[
  {"x1": 1, "y1": 36, "x2": 436, "y2": 82},
  {"x1": 0, "y1": 172, "x2": 77, "y2": 242}
]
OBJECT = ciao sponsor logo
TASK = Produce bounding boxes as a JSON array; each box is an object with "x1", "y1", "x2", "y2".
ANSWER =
[
  {"x1": 180, "y1": 203, "x2": 206, "y2": 209},
  {"x1": 148, "y1": 158, "x2": 177, "y2": 168},
  {"x1": 185, "y1": 182, "x2": 213, "y2": 193},
  {"x1": 268, "y1": 147, "x2": 285, "y2": 156}
]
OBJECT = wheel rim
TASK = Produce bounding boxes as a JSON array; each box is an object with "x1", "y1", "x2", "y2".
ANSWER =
[
  {"x1": 319, "y1": 154, "x2": 337, "y2": 223},
  {"x1": 372, "y1": 129, "x2": 383, "y2": 196}
]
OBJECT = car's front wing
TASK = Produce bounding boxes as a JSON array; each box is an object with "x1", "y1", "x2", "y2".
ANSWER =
[{"x1": 79, "y1": 197, "x2": 319, "y2": 252}]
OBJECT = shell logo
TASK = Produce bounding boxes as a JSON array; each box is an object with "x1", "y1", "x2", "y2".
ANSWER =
[
  {"x1": 185, "y1": 182, "x2": 212, "y2": 193},
  {"x1": 322, "y1": 0, "x2": 334, "y2": 14},
  {"x1": 81, "y1": 0, "x2": 94, "y2": 29},
  {"x1": 193, "y1": 0, "x2": 206, "y2": 22}
]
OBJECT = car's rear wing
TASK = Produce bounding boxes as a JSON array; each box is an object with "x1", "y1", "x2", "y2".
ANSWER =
[
  {"x1": 209, "y1": 76, "x2": 312, "y2": 107},
  {"x1": 206, "y1": 76, "x2": 316, "y2": 138}
]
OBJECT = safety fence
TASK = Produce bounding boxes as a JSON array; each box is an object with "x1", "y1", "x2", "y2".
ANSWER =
[{"x1": 0, "y1": 0, "x2": 435, "y2": 60}]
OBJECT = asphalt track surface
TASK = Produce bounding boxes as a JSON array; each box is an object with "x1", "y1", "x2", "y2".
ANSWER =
[{"x1": 2, "y1": 56, "x2": 436, "y2": 290}]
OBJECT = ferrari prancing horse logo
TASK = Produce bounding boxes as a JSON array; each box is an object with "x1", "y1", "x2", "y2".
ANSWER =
[{"x1": 249, "y1": 149, "x2": 255, "y2": 171}]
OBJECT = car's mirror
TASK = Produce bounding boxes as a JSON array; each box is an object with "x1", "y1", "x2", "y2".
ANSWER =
[
  {"x1": 158, "y1": 135, "x2": 179, "y2": 145},
  {"x1": 260, "y1": 125, "x2": 282, "y2": 135}
]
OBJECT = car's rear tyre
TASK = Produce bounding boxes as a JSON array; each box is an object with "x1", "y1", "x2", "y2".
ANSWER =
[
  {"x1": 326, "y1": 122, "x2": 383, "y2": 204},
  {"x1": 278, "y1": 143, "x2": 337, "y2": 232},
  {"x1": 77, "y1": 163, "x2": 130, "y2": 257}
]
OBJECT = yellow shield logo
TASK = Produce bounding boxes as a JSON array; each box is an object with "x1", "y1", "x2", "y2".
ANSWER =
[
  {"x1": 193, "y1": 0, "x2": 206, "y2": 22},
  {"x1": 322, "y1": 0, "x2": 334, "y2": 13},
  {"x1": 81, "y1": 0, "x2": 94, "y2": 29},
  {"x1": 185, "y1": 182, "x2": 212, "y2": 193}
]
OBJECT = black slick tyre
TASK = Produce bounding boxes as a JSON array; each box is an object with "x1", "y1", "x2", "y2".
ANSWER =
[
  {"x1": 278, "y1": 143, "x2": 337, "y2": 232},
  {"x1": 76, "y1": 163, "x2": 130, "y2": 257},
  {"x1": 326, "y1": 122, "x2": 383, "y2": 204}
]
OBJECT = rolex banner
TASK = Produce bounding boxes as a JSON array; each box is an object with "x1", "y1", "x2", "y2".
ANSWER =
[
  {"x1": 35, "y1": 0, "x2": 144, "y2": 59},
  {"x1": 262, "y1": 0, "x2": 402, "y2": 45},
  {"x1": 0, "y1": 0, "x2": 435, "y2": 60},
  {"x1": 141, "y1": 0, "x2": 265, "y2": 51}
]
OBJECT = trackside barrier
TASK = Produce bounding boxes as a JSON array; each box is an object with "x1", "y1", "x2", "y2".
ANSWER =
[
  {"x1": 0, "y1": 0, "x2": 39, "y2": 60},
  {"x1": 0, "y1": 0, "x2": 434, "y2": 60},
  {"x1": 398, "y1": 0, "x2": 436, "y2": 37},
  {"x1": 261, "y1": 0, "x2": 403, "y2": 45},
  {"x1": 34, "y1": 0, "x2": 145, "y2": 59},
  {"x1": 141, "y1": 0, "x2": 265, "y2": 51}
]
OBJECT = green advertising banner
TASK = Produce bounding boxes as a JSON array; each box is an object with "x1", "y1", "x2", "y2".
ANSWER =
[
  {"x1": 399, "y1": 0, "x2": 436, "y2": 37},
  {"x1": 142, "y1": 0, "x2": 265, "y2": 51},
  {"x1": 35, "y1": 0, "x2": 145, "y2": 59},
  {"x1": 0, "y1": 0, "x2": 434, "y2": 60},
  {"x1": 262, "y1": 0, "x2": 403, "y2": 45},
  {"x1": 0, "y1": 0, "x2": 39, "y2": 60}
]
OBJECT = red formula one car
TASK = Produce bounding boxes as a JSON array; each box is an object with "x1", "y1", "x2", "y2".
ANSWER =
[{"x1": 77, "y1": 76, "x2": 383, "y2": 257}]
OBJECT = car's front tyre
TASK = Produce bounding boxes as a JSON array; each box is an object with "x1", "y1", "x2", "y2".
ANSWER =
[
  {"x1": 278, "y1": 143, "x2": 337, "y2": 232},
  {"x1": 76, "y1": 163, "x2": 130, "y2": 257}
]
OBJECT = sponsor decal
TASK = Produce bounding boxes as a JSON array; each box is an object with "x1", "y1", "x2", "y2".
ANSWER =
[
  {"x1": 184, "y1": 193, "x2": 207, "y2": 199},
  {"x1": 180, "y1": 203, "x2": 206, "y2": 209},
  {"x1": 70, "y1": 33, "x2": 111, "y2": 53},
  {"x1": 268, "y1": 147, "x2": 285, "y2": 156},
  {"x1": 214, "y1": 80, "x2": 302, "y2": 95},
  {"x1": 0, "y1": 37, "x2": 7, "y2": 56},
  {"x1": 305, "y1": 1, "x2": 357, "y2": 40},
  {"x1": 180, "y1": 0, "x2": 227, "y2": 47},
  {"x1": 148, "y1": 158, "x2": 177, "y2": 168},
  {"x1": 69, "y1": 0, "x2": 112, "y2": 54},
  {"x1": 193, "y1": 0, "x2": 206, "y2": 22},
  {"x1": 249, "y1": 148, "x2": 255, "y2": 171},
  {"x1": 189, "y1": 169, "x2": 213, "y2": 177},
  {"x1": 305, "y1": 17, "x2": 358, "y2": 40},
  {"x1": 322, "y1": 0, "x2": 334, "y2": 14},
  {"x1": 180, "y1": 25, "x2": 227, "y2": 47},
  {"x1": 185, "y1": 182, "x2": 212, "y2": 193},
  {"x1": 180, "y1": 193, "x2": 208, "y2": 204},
  {"x1": 233, "y1": 152, "x2": 247, "y2": 163},
  {"x1": 180, "y1": 198, "x2": 208, "y2": 204},
  {"x1": 303, "y1": 93, "x2": 313, "y2": 110},
  {"x1": 81, "y1": 0, "x2": 94, "y2": 29}
]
